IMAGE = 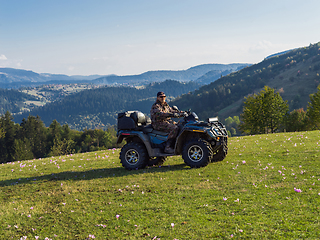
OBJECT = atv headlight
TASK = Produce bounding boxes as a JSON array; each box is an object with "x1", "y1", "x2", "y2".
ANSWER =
[{"x1": 208, "y1": 117, "x2": 219, "y2": 123}]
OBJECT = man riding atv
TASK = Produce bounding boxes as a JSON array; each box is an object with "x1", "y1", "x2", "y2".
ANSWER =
[
  {"x1": 150, "y1": 91, "x2": 185, "y2": 154},
  {"x1": 117, "y1": 92, "x2": 228, "y2": 170}
]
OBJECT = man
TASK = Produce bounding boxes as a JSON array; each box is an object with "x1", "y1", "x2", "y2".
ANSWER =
[{"x1": 150, "y1": 91, "x2": 184, "y2": 153}]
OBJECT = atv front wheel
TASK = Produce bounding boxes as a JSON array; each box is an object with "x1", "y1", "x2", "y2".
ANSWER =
[
  {"x1": 182, "y1": 139, "x2": 212, "y2": 168},
  {"x1": 211, "y1": 144, "x2": 228, "y2": 162},
  {"x1": 120, "y1": 142, "x2": 148, "y2": 170}
]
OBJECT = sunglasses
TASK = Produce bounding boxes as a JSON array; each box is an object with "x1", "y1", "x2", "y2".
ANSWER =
[{"x1": 159, "y1": 96, "x2": 166, "y2": 98}]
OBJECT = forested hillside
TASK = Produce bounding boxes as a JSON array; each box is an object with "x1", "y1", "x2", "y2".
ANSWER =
[
  {"x1": 16, "y1": 80, "x2": 200, "y2": 130},
  {"x1": 172, "y1": 42, "x2": 320, "y2": 120},
  {"x1": 0, "y1": 89, "x2": 39, "y2": 114}
]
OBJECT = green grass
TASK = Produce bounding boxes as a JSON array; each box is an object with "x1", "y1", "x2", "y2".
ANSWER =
[{"x1": 1, "y1": 131, "x2": 320, "y2": 239}]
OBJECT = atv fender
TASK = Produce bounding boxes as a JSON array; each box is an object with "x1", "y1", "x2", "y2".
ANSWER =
[{"x1": 117, "y1": 131, "x2": 154, "y2": 157}]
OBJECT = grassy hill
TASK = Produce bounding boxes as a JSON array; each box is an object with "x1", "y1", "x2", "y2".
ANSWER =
[
  {"x1": 1, "y1": 131, "x2": 320, "y2": 239},
  {"x1": 171, "y1": 42, "x2": 320, "y2": 121}
]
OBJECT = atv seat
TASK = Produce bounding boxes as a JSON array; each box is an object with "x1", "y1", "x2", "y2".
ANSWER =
[
  {"x1": 143, "y1": 124, "x2": 169, "y2": 136},
  {"x1": 118, "y1": 111, "x2": 151, "y2": 130}
]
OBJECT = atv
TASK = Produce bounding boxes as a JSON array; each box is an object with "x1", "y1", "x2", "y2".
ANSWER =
[{"x1": 116, "y1": 108, "x2": 228, "y2": 170}]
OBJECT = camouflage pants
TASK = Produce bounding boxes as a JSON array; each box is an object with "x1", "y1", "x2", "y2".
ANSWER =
[{"x1": 152, "y1": 121, "x2": 179, "y2": 139}]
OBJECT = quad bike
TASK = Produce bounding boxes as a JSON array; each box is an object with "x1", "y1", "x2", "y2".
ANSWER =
[{"x1": 117, "y1": 108, "x2": 228, "y2": 170}]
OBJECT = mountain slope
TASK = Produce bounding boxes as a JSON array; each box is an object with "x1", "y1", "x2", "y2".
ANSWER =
[
  {"x1": 171, "y1": 42, "x2": 320, "y2": 121},
  {"x1": 0, "y1": 89, "x2": 39, "y2": 114}
]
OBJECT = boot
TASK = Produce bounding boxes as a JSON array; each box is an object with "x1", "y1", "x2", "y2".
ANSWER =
[{"x1": 164, "y1": 139, "x2": 175, "y2": 154}]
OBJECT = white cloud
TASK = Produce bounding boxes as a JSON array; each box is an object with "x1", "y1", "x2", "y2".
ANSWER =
[{"x1": 0, "y1": 54, "x2": 7, "y2": 60}]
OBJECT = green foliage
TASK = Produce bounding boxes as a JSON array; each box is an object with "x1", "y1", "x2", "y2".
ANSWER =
[
  {"x1": 284, "y1": 108, "x2": 308, "y2": 132},
  {"x1": 224, "y1": 116, "x2": 240, "y2": 136},
  {"x1": 0, "y1": 111, "x2": 20, "y2": 162},
  {"x1": 307, "y1": 84, "x2": 320, "y2": 129},
  {"x1": 239, "y1": 86, "x2": 289, "y2": 134},
  {"x1": 13, "y1": 138, "x2": 34, "y2": 161}
]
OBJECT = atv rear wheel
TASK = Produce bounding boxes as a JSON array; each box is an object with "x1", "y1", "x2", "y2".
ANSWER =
[
  {"x1": 120, "y1": 142, "x2": 148, "y2": 170},
  {"x1": 148, "y1": 156, "x2": 166, "y2": 166},
  {"x1": 182, "y1": 139, "x2": 212, "y2": 168}
]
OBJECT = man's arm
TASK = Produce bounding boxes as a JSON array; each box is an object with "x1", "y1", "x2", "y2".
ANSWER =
[{"x1": 151, "y1": 103, "x2": 172, "y2": 121}]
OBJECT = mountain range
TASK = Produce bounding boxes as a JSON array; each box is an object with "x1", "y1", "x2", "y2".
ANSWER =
[
  {"x1": 0, "y1": 63, "x2": 250, "y2": 88},
  {"x1": 2, "y1": 42, "x2": 320, "y2": 131}
]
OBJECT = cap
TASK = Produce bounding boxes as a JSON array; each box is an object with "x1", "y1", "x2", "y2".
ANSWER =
[{"x1": 157, "y1": 91, "x2": 166, "y2": 97}]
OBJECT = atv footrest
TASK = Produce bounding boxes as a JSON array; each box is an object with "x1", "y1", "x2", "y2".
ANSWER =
[{"x1": 149, "y1": 148, "x2": 174, "y2": 157}]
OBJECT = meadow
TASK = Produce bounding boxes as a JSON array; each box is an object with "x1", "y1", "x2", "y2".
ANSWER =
[{"x1": 1, "y1": 131, "x2": 320, "y2": 239}]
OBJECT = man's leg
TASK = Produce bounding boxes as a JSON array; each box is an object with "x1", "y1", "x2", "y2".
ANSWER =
[
  {"x1": 164, "y1": 124, "x2": 179, "y2": 153},
  {"x1": 153, "y1": 122, "x2": 179, "y2": 154}
]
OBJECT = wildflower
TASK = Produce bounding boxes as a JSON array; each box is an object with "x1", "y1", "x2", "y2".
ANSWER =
[
  {"x1": 116, "y1": 214, "x2": 120, "y2": 219},
  {"x1": 294, "y1": 187, "x2": 302, "y2": 193},
  {"x1": 234, "y1": 198, "x2": 239, "y2": 202},
  {"x1": 223, "y1": 197, "x2": 227, "y2": 201},
  {"x1": 171, "y1": 223, "x2": 175, "y2": 227},
  {"x1": 242, "y1": 160, "x2": 246, "y2": 164}
]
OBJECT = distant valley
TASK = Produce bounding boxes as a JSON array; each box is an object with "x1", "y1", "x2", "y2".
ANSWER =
[{"x1": 0, "y1": 63, "x2": 250, "y2": 129}]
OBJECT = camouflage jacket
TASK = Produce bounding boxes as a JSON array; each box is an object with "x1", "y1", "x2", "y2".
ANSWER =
[{"x1": 150, "y1": 100, "x2": 179, "y2": 126}]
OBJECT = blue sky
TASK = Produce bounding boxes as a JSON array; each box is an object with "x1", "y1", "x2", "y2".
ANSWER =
[{"x1": 1, "y1": 0, "x2": 320, "y2": 76}]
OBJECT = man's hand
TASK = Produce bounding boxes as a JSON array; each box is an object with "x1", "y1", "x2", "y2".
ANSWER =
[{"x1": 172, "y1": 113, "x2": 180, "y2": 118}]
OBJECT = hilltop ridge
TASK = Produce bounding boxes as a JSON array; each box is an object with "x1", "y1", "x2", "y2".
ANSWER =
[{"x1": 171, "y1": 42, "x2": 320, "y2": 120}]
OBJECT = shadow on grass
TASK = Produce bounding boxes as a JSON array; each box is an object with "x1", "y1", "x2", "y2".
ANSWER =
[{"x1": 0, "y1": 163, "x2": 190, "y2": 187}]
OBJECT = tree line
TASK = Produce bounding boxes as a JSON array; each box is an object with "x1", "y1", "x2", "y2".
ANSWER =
[
  {"x1": 238, "y1": 85, "x2": 320, "y2": 135},
  {"x1": 0, "y1": 112, "x2": 120, "y2": 163}
]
